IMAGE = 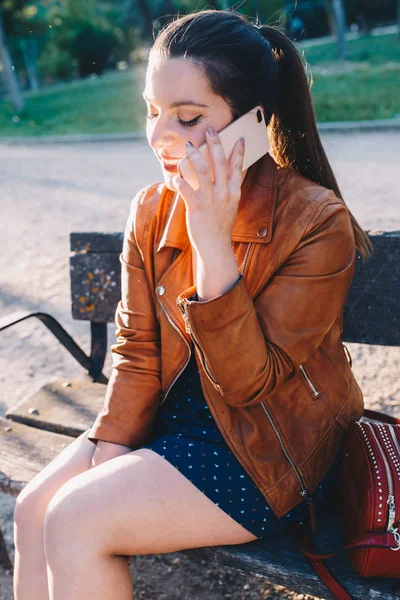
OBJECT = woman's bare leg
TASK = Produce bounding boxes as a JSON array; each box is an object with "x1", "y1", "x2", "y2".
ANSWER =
[
  {"x1": 44, "y1": 448, "x2": 258, "y2": 600},
  {"x1": 13, "y1": 429, "x2": 97, "y2": 600}
]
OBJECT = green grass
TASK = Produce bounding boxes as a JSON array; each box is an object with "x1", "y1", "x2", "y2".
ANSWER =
[
  {"x1": 312, "y1": 65, "x2": 400, "y2": 122},
  {"x1": 300, "y1": 33, "x2": 400, "y2": 66},
  {"x1": 0, "y1": 34, "x2": 399, "y2": 137},
  {"x1": 0, "y1": 68, "x2": 148, "y2": 137},
  {"x1": 301, "y1": 33, "x2": 400, "y2": 122}
]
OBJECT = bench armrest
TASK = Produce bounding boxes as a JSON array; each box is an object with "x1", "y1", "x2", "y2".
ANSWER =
[{"x1": 0, "y1": 311, "x2": 108, "y2": 383}]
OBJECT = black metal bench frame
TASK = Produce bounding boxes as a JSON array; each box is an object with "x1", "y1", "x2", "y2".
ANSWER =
[{"x1": 0, "y1": 230, "x2": 399, "y2": 599}]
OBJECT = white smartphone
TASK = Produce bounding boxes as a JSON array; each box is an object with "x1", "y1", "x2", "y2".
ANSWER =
[{"x1": 178, "y1": 105, "x2": 270, "y2": 190}]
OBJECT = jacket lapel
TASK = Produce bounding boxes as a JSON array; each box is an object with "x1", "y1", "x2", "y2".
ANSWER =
[{"x1": 232, "y1": 152, "x2": 277, "y2": 244}]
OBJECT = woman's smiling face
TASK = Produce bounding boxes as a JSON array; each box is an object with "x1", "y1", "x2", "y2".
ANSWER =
[{"x1": 143, "y1": 55, "x2": 234, "y2": 191}]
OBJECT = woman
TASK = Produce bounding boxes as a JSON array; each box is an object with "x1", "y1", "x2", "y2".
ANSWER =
[{"x1": 13, "y1": 9, "x2": 370, "y2": 600}]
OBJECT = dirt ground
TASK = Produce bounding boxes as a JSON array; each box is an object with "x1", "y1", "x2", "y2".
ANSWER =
[{"x1": 0, "y1": 131, "x2": 399, "y2": 599}]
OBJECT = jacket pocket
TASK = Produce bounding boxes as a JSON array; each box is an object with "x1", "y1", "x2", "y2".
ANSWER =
[{"x1": 299, "y1": 364, "x2": 323, "y2": 400}]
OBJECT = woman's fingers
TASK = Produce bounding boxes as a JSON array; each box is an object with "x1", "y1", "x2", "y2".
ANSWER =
[
  {"x1": 205, "y1": 128, "x2": 229, "y2": 191},
  {"x1": 228, "y1": 137, "x2": 245, "y2": 197},
  {"x1": 176, "y1": 131, "x2": 244, "y2": 211},
  {"x1": 172, "y1": 175, "x2": 196, "y2": 206},
  {"x1": 184, "y1": 141, "x2": 213, "y2": 197}
]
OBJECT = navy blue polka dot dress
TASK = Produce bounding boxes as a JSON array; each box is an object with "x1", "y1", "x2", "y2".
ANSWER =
[{"x1": 140, "y1": 353, "x2": 341, "y2": 538}]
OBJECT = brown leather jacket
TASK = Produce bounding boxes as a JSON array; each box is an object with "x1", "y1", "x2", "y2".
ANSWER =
[{"x1": 88, "y1": 152, "x2": 364, "y2": 518}]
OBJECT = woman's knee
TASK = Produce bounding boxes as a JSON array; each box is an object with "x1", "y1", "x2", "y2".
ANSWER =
[
  {"x1": 44, "y1": 477, "x2": 96, "y2": 560},
  {"x1": 14, "y1": 430, "x2": 96, "y2": 530},
  {"x1": 14, "y1": 481, "x2": 50, "y2": 535}
]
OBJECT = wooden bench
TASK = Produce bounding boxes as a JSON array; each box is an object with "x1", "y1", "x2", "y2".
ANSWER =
[{"x1": 0, "y1": 230, "x2": 399, "y2": 599}]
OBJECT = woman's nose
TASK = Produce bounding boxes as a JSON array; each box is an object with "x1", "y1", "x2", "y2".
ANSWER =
[{"x1": 149, "y1": 117, "x2": 176, "y2": 151}]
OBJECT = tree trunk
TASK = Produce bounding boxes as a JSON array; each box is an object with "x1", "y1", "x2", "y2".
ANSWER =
[
  {"x1": 20, "y1": 37, "x2": 40, "y2": 92},
  {"x1": 332, "y1": 0, "x2": 348, "y2": 60},
  {"x1": 0, "y1": 14, "x2": 25, "y2": 112},
  {"x1": 0, "y1": 9, "x2": 25, "y2": 112}
]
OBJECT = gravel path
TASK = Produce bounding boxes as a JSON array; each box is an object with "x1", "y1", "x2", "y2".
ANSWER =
[{"x1": 0, "y1": 131, "x2": 399, "y2": 599}]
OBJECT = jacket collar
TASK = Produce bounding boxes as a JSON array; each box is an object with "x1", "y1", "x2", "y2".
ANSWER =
[{"x1": 157, "y1": 152, "x2": 277, "y2": 252}]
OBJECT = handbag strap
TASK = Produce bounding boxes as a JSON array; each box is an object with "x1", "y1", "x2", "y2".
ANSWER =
[
  {"x1": 291, "y1": 522, "x2": 353, "y2": 600},
  {"x1": 363, "y1": 408, "x2": 400, "y2": 425},
  {"x1": 291, "y1": 523, "x2": 400, "y2": 600},
  {"x1": 292, "y1": 523, "x2": 400, "y2": 560}
]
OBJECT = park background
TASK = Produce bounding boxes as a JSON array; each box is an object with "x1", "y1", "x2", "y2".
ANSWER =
[
  {"x1": 1, "y1": 1, "x2": 400, "y2": 599},
  {"x1": 0, "y1": 0, "x2": 400, "y2": 133}
]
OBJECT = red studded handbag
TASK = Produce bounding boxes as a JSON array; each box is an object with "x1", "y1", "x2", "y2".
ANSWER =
[
  {"x1": 292, "y1": 409, "x2": 400, "y2": 599},
  {"x1": 338, "y1": 409, "x2": 400, "y2": 578}
]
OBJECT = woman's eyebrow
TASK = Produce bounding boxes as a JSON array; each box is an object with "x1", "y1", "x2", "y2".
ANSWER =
[{"x1": 142, "y1": 93, "x2": 208, "y2": 108}]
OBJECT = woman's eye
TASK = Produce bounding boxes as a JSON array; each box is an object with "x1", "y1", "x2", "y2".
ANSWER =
[
  {"x1": 178, "y1": 116, "x2": 201, "y2": 128},
  {"x1": 145, "y1": 114, "x2": 201, "y2": 127}
]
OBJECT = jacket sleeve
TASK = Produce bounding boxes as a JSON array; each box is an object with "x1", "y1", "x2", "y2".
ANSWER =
[
  {"x1": 177, "y1": 200, "x2": 356, "y2": 408},
  {"x1": 87, "y1": 188, "x2": 162, "y2": 447}
]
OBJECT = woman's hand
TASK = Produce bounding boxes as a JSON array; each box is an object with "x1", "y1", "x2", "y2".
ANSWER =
[
  {"x1": 172, "y1": 128, "x2": 245, "y2": 259},
  {"x1": 172, "y1": 128, "x2": 245, "y2": 301},
  {"x1": 90, "y1": 440, "x2": 132, "y2": 469}
]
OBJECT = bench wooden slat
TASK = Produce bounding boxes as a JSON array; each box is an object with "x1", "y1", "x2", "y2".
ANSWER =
[
  {"x1": 0, "y1": 418, "x2": 73, "y2": 496},
  {"x1": 185, "y1": 524, "x2": 400, "y2": 600},
  {"x1": 5, "y1": 378, "x2": 105, "y2": 436}
]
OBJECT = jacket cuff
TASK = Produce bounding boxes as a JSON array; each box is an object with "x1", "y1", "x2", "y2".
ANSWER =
[
  {"x1": 182, "y1": 274, "x2": 247, "y2": 324},
  {"x1": 185, "y1": 274, "x2": 243, "y2": 304}
]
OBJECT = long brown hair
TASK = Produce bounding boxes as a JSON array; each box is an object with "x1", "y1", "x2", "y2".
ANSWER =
[{"x1": 152, "y1": 9, "x2": 372, "y2": 258}]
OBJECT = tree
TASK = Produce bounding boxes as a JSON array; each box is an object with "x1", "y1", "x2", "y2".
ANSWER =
[
  {"x1": 0, "y1": 5, "x2": 25, "y2": 112},
  {"x1": 1, "y1": 0, "x2": 48, "y2": 92},
  {"x1": 330, "y1": 0, "x2": 348, "y2": 59},
  {"x1": 14, "y1": 2, "x2": 48, "y2": 90}
]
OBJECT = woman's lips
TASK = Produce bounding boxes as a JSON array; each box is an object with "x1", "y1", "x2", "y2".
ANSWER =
[
  {"x1": 161, "y1": 158, "x2": 182, "y2": 173},
  {"x1": 162, "y1": 162, "x2": 179, "y2": 173}
]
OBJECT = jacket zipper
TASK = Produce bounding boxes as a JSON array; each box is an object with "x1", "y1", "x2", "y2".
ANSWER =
[
  {"x1": 176, "y1": 297, "x2": 223, "y2": 394},
  {"x1": 240, "y1": 242, "x2": 252, "y2": 275},
  {"x1": 260, "y1": 401, "x2": 314, "y2": 508},
  {"x1": 367, "y1": 423, "x2": 396, "y2": 532},
  {"x1": 158, "y1": 300, "x2": 192, "y2": 405},
  {"x1": 174, "y1": 243, "x2": 252, "y2": 396},
  {"x1": 299, "y1": 365, "x2": 320, "y2": 398}
]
